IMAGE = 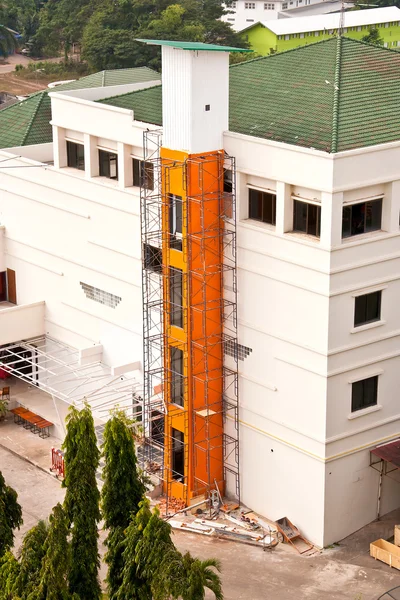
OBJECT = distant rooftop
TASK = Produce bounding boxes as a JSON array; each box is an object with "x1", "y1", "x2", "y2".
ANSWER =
[
  {"x1": 244, "y1": 6, "x2": 400, "y2": 35},
  {"x1": 0, "y1": 67, "x2": 160, "y2": 149},
  {"x1": 99, "y1": 37, "x2": 400, "y2": 154},
  {"x1": 136, "y1": 39, "x2": 251, "y2": 52}
]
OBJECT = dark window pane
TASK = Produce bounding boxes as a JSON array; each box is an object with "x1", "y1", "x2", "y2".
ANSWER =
[
  {"x1": 354, "y1": 291, "x2": 381, "y2": 326},
  {"x1": 366, "y1": 291, "x2": 381, "y2": 323},
  {"x1": 248, "y1": 189, "x2": 276, "y2": 225},
  {"x1": 99, "y1": 150, "x2": 118, "y2": 180},
  {"x1": 307, "y1": 203, "x2": 318, "y2": 237},
  {"x1": 342, "y1": 205, "x2": 352, "y2": 238},
  {"x1": 133, "y1": 158, "x2": 141, "y2": 187},
  {"x1": 143, "y1": 162, "x2": 154, "y2": 191},
  {"x1": 351, "y1": 202, "x2": 365, "y2": 236},
  {"x1": 293, "y1": 200, "x2": 307, "y2": 233},
  {"x1": 168, "y1": 194, "x2": 183, "y2": 251},
  {"x1": 144, "y1": 244, "x2": 162, "y2": 272},
  {"x1": 365, "y1": 199, "x2": 382, "y2": 233},
  {"x1": 249, "y1": 189, "x2": 262, "y2": 220},
  {"x1": 67, "y1": 141, "x2": 84, "y2": 171},
  {"x1": 170, "y1": 347, "x2": 184, "y2": 406},
  {"x1": 172, "y1": 428, "x2": 185, "y2": 480},
  {"x1": 224, "y1": 170, "x2": 233, "y2": 193},
  {"x1": 354, "y1": 295, "x2": 367, "y2": 326},
  {"x1": 351, "y1": 376, "x2": 378, "y2": 412},
  {"x1": 170, "y1": 267, "x2": 183, "y2": 328}
]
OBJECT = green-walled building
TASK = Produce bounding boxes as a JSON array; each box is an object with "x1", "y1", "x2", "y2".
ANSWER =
[{"x1": 241, "y1": 6, "x2": 400, "y2": 54}]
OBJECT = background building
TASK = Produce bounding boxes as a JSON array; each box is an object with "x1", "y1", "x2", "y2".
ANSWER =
[
  {"x1": 1, "y1": 37, "x2": 400, "y2": 548},
  {"x1": 241, "y1": 6, "x2": 400, "y2": 53}
]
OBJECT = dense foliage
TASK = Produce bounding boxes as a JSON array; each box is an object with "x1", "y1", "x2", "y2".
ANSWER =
[
  {"x1": 0, "y1": 471, "x2": 23, "y2": 558},
  {"x1": 0, "y1": 406, "x2": 223, "y2": 600},
  {"x1": 0, "y1": 0, "x2": 247, "y2": 68},
  {"x1": 101, "y1": 412, "x2": 145, "y2": 599},
  {"x1": 63, "y1": 404, "x2": 101, "y2": 600}
]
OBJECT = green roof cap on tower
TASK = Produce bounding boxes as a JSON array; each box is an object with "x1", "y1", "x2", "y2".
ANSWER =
[{"x1": 136, "y1": 39, "x2": 251, "y2": 52}]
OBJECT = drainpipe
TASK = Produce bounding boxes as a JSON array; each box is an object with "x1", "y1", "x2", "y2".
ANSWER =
[{"x1": 377, "y1": 460, "x2": 384, "y2": 520}]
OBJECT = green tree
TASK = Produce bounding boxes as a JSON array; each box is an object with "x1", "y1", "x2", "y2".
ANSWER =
[
  {"x1": 361, "y1": 26, "x2": 384, "y2": 44},
  {"x1": 117, "y1": 499, "x2": 152, "y2": 600},
  {"x1": 63, "y1": 404, "x2": 101, "y2": 600},
  {"x1": 180, "y1": 554, "x2": 223, "y2": 600},
  {"x1": 0, "y1": 551, "x2": 20, "y2": 600},
  {"x1": 12, "y1": 520, "x2": 48, "y2": 600},
  {"x1": 102, "y1": 412, "x2": 145, "y2": 600},
  {"x1": 0, "y1": 471, "x2": 23, "y2": 558},
  {"x1": 0, "y1": 24, "x2": 18, "y2": 58},
  {"x1": 29, "y1": 504, "x2": 70, "y2": 600}
]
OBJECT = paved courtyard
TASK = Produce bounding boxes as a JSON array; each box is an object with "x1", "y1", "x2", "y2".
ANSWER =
[{"x1": 1, "y1": 445, "x2": 399, "y2": 600}]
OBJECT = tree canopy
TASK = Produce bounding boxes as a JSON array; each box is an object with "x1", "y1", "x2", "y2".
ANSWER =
[{"x1": 0, "y1": 470, "x2": 23, "y2": 558}]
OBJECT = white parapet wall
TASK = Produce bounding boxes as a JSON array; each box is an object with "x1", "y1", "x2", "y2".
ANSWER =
[
  {"x1": 0, "y1": 226, "x2": 5, "y2": 272},
  {"x1": 0, "y1": 301, "x2": 46, "y2": 345}
]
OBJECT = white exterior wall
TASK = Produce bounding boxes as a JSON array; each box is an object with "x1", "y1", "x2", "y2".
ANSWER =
[
  {"x1": 221, "y1": 0, "x2": 320, "y2": 32},
  {"x1": 0, "y1": 95, "x2": 160, "y2": 369},
  {"x1": 224, "y1": 131, "x2": 400, "y2": 547},
  {"x1": 161, "y1": 47, "x2": 229, "y2": 153}
]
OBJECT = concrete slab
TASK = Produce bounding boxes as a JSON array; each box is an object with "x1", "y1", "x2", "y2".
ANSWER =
[{"x1": 0, "y1": 417, "x2": 57, "y2": 474}]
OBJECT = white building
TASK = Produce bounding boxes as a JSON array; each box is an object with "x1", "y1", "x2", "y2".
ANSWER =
[
  {"x1": 1, "y1": 37, "x2": 400, "y2": 548},
  {"x1": 221, "y1": 0, "x2": 353, "y2": 32}
]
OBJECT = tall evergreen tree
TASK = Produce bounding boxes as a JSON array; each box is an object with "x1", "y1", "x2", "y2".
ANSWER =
[
  {"x1": 28, "y1": 504, "x2": 70, "y2": 600},
  {"x1": 0, "y1": 551, "x2": 20, "y2": 600},
  {"x1": 116, "y1": 499, "x2": 152, "y2": 600},
  {"x1": 102, "y1": 412, "x2": 145, "y2": 600},
  {"x1": 0, "y1": 470, "x2": 23, "y2": 558},
  {"x1": 63, "y1": 404, "x2": 101, "y2": 600},
  {"x1": 12, "y1": 520, "x2": 48, "y2": 600}
]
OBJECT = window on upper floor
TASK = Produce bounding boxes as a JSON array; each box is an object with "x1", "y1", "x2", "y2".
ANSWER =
[
  {"x1": 264, "y1": 2, "x2": 275, "y2": 8},
  {"x1": 99, "y1": 149, "x2": 118, "y2": 180},
  {"x1": 172, "y1": 428, "x2": 185, "y2": 480},
  {"x1": 67, "y1": 141, "x2": 85, "y2": 171},
  {"x1": 170, "y1": 347, "x2": 184, "y2": 407},
  {"x1": 351, "y1": 375, "x2": 378, "y2": 412},
  {"x1": 342, "y1": 198, "x2": 382, "y2": 238},
  {"x1": 282, "y1": 2, "x2": 288, "y2": 7},
  {"x1": 168, "y1": 193, "x2": 183, "y2": 250},
  {"x1": 144, "y1": 243, "x2": 162, "y2": 273},
  {"x1": 248, "y1": 188, "x2": 276, "y2": 225},
  {"x1": 354, "y1": 290, "x2": 382, "y2": 327},
  {"x1": 293, "y1": 199, "x2": 321, "y2": 238},
  {"x1": 133, "y1": 158, "x2": 154, "y2": 190},
  {"x1": 245, "y1": 2, "x2": 256, "y2": 7},
  {"x1": 170, "y1": 267, "x2": 183, "y2": 328}
]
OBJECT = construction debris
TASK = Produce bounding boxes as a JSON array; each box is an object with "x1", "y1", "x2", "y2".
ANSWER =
[{"x1": 157, "y1": 497, "x2": 186, "y2": 517}]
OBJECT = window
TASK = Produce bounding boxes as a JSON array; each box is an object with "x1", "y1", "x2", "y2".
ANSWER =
[
  {"x1": 168, "y1": 194, "x2": 183, "y2": 250},
  {"x1": 315, "y1": 31, "x2": 319, "y2": 36},
  {"x1": 264, "y1": 3, "x2": 275, "y2": 8},
  {"x1": 172, "y1": 428, "x2": 185, "y2": 481},
  {"x1": 293, "y1": 200, "x2": 321, "y2": 237},
  {"x1": 170, "y1": 267, "x2": 183, "y2": 328},
  {"x1": 224, "y1": 169, "x2": 233, "y2": 193},
  {"x1": 342, "y1": 198, "x2": 382, "y2": 238},
  {"x1": 351, "y1": 376, "x2": 378, "y2": 412},
  {"x1": 144, "y1": 243, "x2": 162, "y2": 272},
  {"x1": 245, "y1": 2, "x2": 255, "y2": 7},
  {"x1": 67, "y1": 141, "x2": 85, "y2": 171},
  {"x1": 170, "y1": 347, "x2": 184, "y2": 406},
  {"x1": 282, "y1": 3, "x2": 287, "y2": 8},
  {"x1": 248, "y1": 189, "x2": 276, "y2": 225},
  {"x1": 285, "y1": 34, "x2": 290, "y2": 40},
  {"x1": 0, "y1": 271, "x2": 6, "y2": 302},
  {"x1": 300, "y1": 32, "x2": 304, "y2": 38},
  {"x1": 133, "y1": 158, "x2": 154, "y2": 190},
  {"x1": 354, "y1": 291, "x2": 382, "y2": 327},
  {"x1": 357, "y1": 26, "x2": 362, "y2": 31},
  {"x1": 99, "y1": 149, "x2": 118, "y2": 180}
]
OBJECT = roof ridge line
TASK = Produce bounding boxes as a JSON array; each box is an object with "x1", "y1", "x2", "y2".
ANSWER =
[
  {"x1": 21, "y1": 91, "x2": 45, "y2": 146},
  {"x1": 331, "y1": 36, "x2": 343, "y2": 154}
]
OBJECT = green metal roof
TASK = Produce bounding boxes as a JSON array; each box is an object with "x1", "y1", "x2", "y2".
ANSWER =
[
  {"x1": 100, "y1": 37, "x2": 400, "y2": 153},
  {"x1": 3, "y1": 39, "x2": 400, "y2": 153},
  {"x1": 136, "y1": 39, "x2": 251, "y2": 52},
  {"x1": 0, "y1": 67, "x2": 160, "y2": 149}
]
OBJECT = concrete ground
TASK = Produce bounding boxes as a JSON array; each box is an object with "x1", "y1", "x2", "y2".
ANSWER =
[{"x1": 1, "y1": 442, "x2": 399, "y2": 600}]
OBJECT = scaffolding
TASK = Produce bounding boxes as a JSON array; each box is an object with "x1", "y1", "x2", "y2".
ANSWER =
[{"x1": 140, "y1": 131, "x2": 240, "y2": 509}]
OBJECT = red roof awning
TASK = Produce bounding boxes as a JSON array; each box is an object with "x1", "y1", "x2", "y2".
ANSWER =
[{"x1": 371, "y1": 440, "x2": 400, "y2": 468}]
